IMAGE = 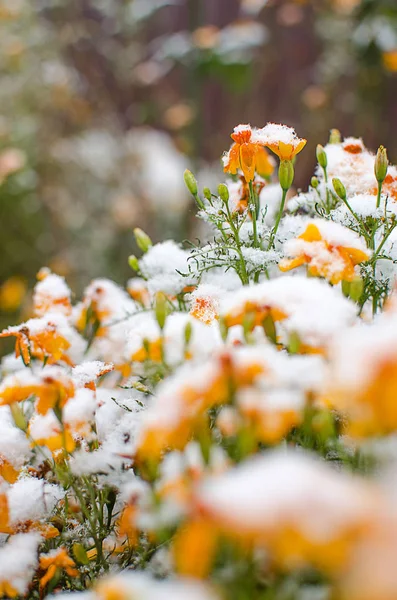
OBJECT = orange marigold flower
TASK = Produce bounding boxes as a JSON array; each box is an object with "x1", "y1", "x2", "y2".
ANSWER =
[
  {"x1": 33, "y1": 268, "x2": 72, "y2": 317},
  {"x1": 39, "y1": 547, "x2": 79, "y2": 589},
  {"x1": 0, "y1": 457, "x2": 19, "y2": 484},
  {"x1": 279, "y1": 221, "x2": 370, "y2": 285},
  {"x1": 173, "y1": 517, "x2": 218, "y2": 578},
  {"x1": 383, "y1": 49, "x2": 397, "y2": 73},
  {"x1": 258, "y1": 123, "x2": 307, "y2": 161},
  {"x1": 0, "y1": 368, "x2": 75, "y2": 415},
  {"x1": 116, "y1": 505, "x2": 138, "y2": 547},
  {"x1": 0, "y1": 319, "x2": 72, "y2": 366},
  {"x1": 0, "y1": 276, "x2": 26, "y2": 313},
  {"x1": 0, "y1": 581, "x2": 19, "y2": 598},
  {"x1": 223, "y1": 124, "x2": 274, "y2": 182}
]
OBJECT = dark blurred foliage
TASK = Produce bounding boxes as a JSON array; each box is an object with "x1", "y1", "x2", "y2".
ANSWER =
[{"x1": 0, "y1": 0, "x2": 397, "y2": 332}]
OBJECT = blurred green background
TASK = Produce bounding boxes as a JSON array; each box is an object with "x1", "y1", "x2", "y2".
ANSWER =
[{"x1": 1, "y1": 0, "x2": 397, "y2": 328}]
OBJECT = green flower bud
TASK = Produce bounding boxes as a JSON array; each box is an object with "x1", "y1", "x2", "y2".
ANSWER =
[
  {"x1": 332, "y1": 177, "x2": 346, "y2": 201},
  {"x1": 128, "y1": 254, "x2": 139, "y2": 272},
  {"x1": 155, "y1": 291, "x2": 168, "y2": 330},
  {"x1": 134, "y1": 228, "x2": 152, "y2": 253},
  {"x1": 262, "y1": 313, "x2": 277, "y2": 345},
  {"x1": 311, "y1": 176, "x2": 319, "y2": 189},
  {"x1": 375, "y1": 146, "x2": 388, "y2": 184},
  {"x1": 218, "y1": 183, "x2": 230, "y2": 203},
  {"x1": 316, "y1": 144, "x2": 328, "y2": 169},
  {"x1": 203, "y1": 187, "x2": 212, "y2": 201},
  {"x1": 73, "y1": 543, "x2": 89, "y2": 565},
  {"x1": 349, "y1": 277, "x2": 364, "y2": 302},
  {"x1": 329, "y1": 129, "x2": 341, "y2": 144},
  {"x1": 183, "y1": 169, "x2": 198, "y2": 196},
  {"x1": 278, "y1": 160, "x2": 294, "y2": 192},
  {"x1": 288, "y1": 331, "x2": 301, "y2": 355},
  {"x1": 184, "y1": 321, "x2": 193, "y2": 346},
  {"x1": 9, "y1": 402, "x2": 27, "y2": 431},
  {"x1": 219, "y1": 317, "x2": 228, "y2": 342}
]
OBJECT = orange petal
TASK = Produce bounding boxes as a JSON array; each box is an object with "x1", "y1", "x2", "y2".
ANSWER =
[
  {"x1": 255, "y1": 146, "x2": 274, "y2": 178},
  {"x1": 279, "y1": 256, "x2": 307, "y2": 272},
  {"x1": 299, "y1": 224, "x2": 322, "y2": 242},
  {"x1": 223, "y1": 143, "x2": 240, "y2": 175},
  {"x1": 277, "y1": 141, "x2": 294, "y2": 161},
  {"x1": 239, "y1": 143, "x2": 256, "y2": 182},
  {"x1": 344, "y1": 247, "x2": 370, "y2": 265},
  {"x1": 173, "y1": 518, "x2": 218, "y2": 578},
  {"x1": 294, "y1": 139, "x2": 307, "y2": 157}
]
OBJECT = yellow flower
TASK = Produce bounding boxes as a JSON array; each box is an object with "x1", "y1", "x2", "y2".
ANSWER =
[
  {"x1": 223, "y1": 124, "x2": 274, "y2": 182},
  {"x1": 279, "y1": 222, "x2": 370, "y2": 284},
  {"x1": 0, "y1": 322, "x2": 72, "y2": 366},
  {"x1": 0, "y1": 581, "x2": 19, "y2": 598},
  {"x1": 0, "y1": 457, "x2": 19, "y2": 484},
  {"x1": 260, "y1": 123, "x2": 307, "y2": 161},
  {"x1": 0, "y1": 276, "x2": 26, "y2": 312},
  {"x1": 0, "y1": 371, "x2": 75, "y2": 415},
  {"x1": 331, "y1": 353, "x2": 397, "y2": 437},
  {"x1": 116, "y1": 505, "x2": 138, "y2": 547},
  {"x1": 39, "y1": 547, "x2": 79, "y2": 589},
  {"x1": 383, "y1": 50, "x2": 397, "y2": 72},
  {"x1": 173, "y1": 518, "x2": 218, "y2": 578}
]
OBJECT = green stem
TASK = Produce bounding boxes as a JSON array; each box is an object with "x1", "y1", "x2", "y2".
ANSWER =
[
  {"x1": 323, "y1": 167, "x2": 330, "y2": 213},
  {"x1": 225, "y1": 198, "x2": 249, "y2": 285},
  {"x1": 376, "y1": 181, "x2": 382, "y2": 209},
  {"x1": 268, "y1": 188, "x2": 287, "y2": 250},
  {"x1": 248, "y1": 181, "x2": 259, "y2": 248}
]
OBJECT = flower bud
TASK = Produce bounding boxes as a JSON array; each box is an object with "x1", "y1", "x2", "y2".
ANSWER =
[
  {"x1": 342, "y1": 277, "x2": 364, "y2": 302},
  {"x1": 134, "y1": 228, "x2": 152, "y2": 253},
  {"x1": 316, "y1": 144, "x2": 328, "y2": 169},
  {"x1": 203, "y1": 187, "x2": 212, "y2": 201},
  {"x1": 375, "y1": 146, "x2": 388, "y2": 184},
  {"x1": 9, "y1": 402, "x2": 27, "y2": 431},
  {"x1": 155, "y1": 292, "x2": 168, "y2": 330},
  {"x1": 184, "y1": 321, "x2": 193, "y2": 346},
  {"x1": 219, "y1": 317, "x2": 228, "y2": 342},
  {"x1": 73, "y1": 543, "x2": 89, "y2": 565},
  {"x1": 128, "y1": 254, "x2": 139, "y2": 272},
  {"x1": 311, "y1": 176, "x2": 319, "y2": 189},
  {"x1": 288, "y1": 331, "x2": 301, "y2": 355},
  {"x1": 262, "y1": 313, "x2": 277, "y2": 344},
  {"x1": 329, "y1": 129, "x2": 341, "y2": 144},
  {"x1": 278, "y1": 160, "x2": 294, "y2": 191},
  {"x1": 183, "y1": 169, "x2": 198, "y2": 196},
  {"x1": 218, "y1": 183, "x2": 229, "y2": 203},
  {"x1": 332, "y1": 178, "x2": 346, "y2": 201}
]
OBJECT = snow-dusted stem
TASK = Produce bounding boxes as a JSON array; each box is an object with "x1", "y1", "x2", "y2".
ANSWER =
[
  {"x1": 268, "y1": 188, "x2": 287, "y2": 250},
  {"x1": 248, "y1": 181, "x2": 259, "y2": 248}
]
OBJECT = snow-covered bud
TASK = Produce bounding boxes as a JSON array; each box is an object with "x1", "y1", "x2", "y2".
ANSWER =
[
  {"x1": 375, "y1": 146, "x2": 388, "y2": 184},
  {"x1": 134, "y1": 228, "x2": 152, "y2": 253}
]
